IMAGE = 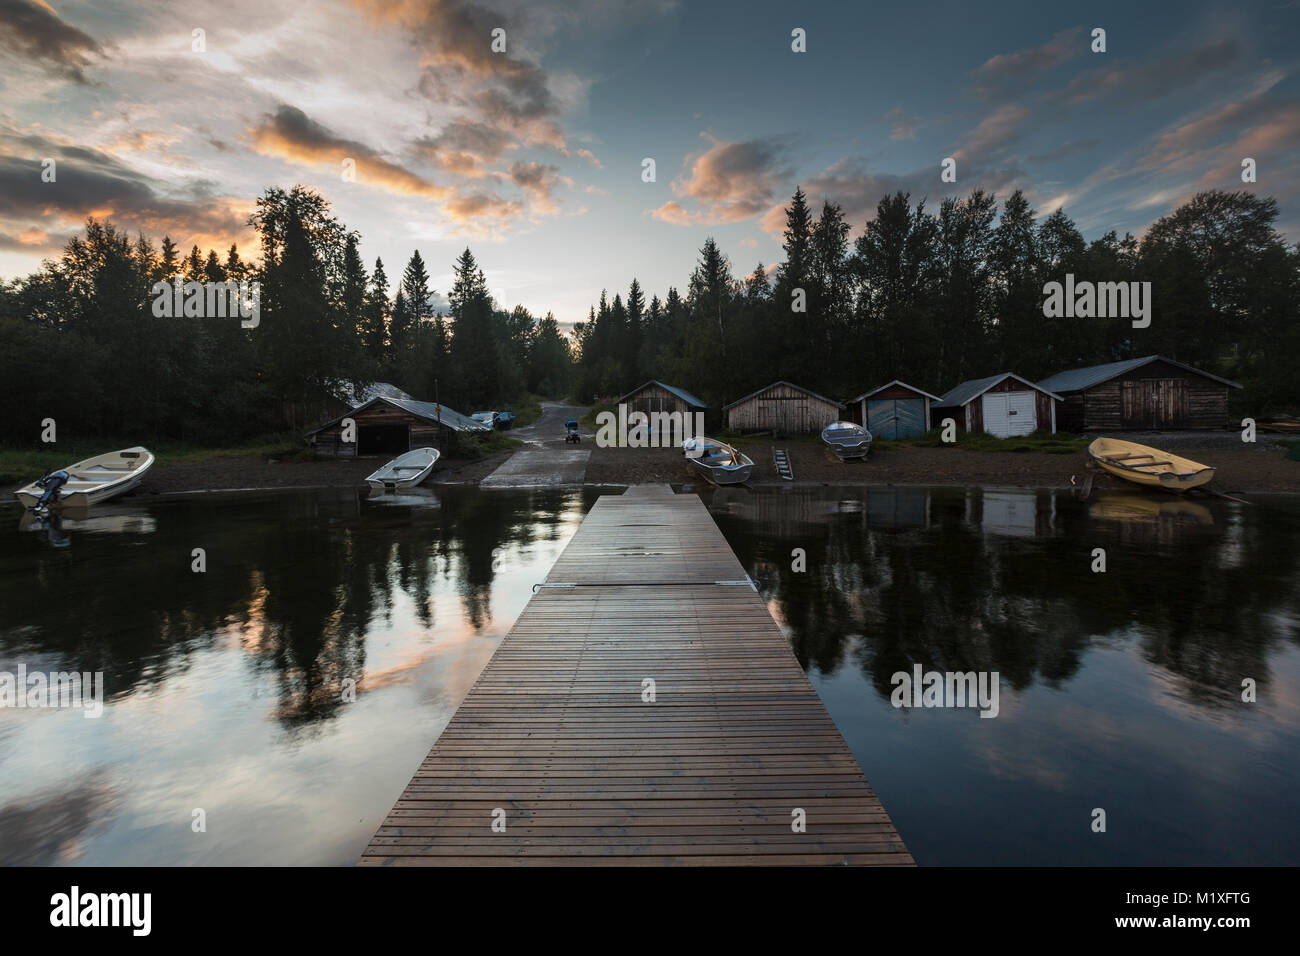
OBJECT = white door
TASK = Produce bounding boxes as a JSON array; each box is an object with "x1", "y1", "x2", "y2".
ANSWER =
[{"x1": 982, "y1": 390, "x2": 1036, "y2": 437}]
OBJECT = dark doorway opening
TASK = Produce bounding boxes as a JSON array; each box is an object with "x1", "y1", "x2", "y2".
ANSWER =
[{"x1": 358, "y1": 424, "x2": 409, "y2": 455}]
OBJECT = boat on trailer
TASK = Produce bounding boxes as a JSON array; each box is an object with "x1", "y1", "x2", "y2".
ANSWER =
[
  {"x1": 682, "y1": 437, "x2": 754, "y2": 485},
  {"x1": 14, "y1": 447, "x2": 154, "y2": 510},
  {"x1": 821, "y1": 421, "x2": 872, "y2": 460},
  {"x1": 366, "y1": 447, "x2": 440, "y2": 492},
  {"x1": 1087, "y1": 437, "x2": 1215, "y2": 492}
]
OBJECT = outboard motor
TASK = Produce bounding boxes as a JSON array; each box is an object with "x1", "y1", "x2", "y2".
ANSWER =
[{"x1": 33, "y1": 469, "x2": 70, "y2": 514}]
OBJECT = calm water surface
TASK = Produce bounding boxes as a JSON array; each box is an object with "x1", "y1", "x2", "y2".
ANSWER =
[{"x1": 1, "y1": 484, "x2": 1297, "y2": 865}]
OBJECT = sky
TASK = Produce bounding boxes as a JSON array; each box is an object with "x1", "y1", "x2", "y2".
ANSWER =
[{"x1": 1, "y1": 0, "x2": 1298, "y2": 327}]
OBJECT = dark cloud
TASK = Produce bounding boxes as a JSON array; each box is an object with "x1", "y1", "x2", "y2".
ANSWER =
[
  {"x1": 0, "y1": 131, "x2": 249, "y2": 248},
  {"x1": 1060, "y1": 38, "x2": 1241, "y2": 104},
  {"x1": 0, "y1": 0, "x2": 104, "y2": 84},
  {"x1": 248, "y1": 105, "x2": 450, "y2": 198},
  {"x1": 1028, "y1": 139, "x2": 1102, "y2": 164},
  {"x1": 357, "y1": 0, "x2": 568, "y2": 149},
  {"x1": 971, "y1": 27, "x2": 1085, "y2": 99},
  {"x1": 652, "y1": 136, "x2": 793, "y2": 225},
  {"x1": 410, "y1": 117, "x2": 516, "y2": 177}
]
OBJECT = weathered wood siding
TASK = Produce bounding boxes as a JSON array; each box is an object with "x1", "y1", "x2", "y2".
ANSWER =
[
  {"x1": 726, "y1": 384, "x2": 840, "y2": 435},
  {"x1": 1063, "y1": 360, "x2": 1230, "y2": 430},
  {"x1": 310, "y1": 404, "x2": 449, "y2": 457},
  {"x1": 624, "y1": 383, "x2": 694, "y2": 418}
]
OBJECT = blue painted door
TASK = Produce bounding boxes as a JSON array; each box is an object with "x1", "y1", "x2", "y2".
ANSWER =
[{"x1": 867, "y1": 398, "x2": 926, "y2": 438}]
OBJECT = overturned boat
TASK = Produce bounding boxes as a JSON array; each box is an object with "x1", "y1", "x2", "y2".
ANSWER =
[
  {"x1": 1087, "y1": 437, "x2": 1215, "y2": 492},
  {"x1": 14, "y1": 447, "x2": 154, "y2": 511},
  {"x1": 682, "y1": 436, "x2": 754, "y2": 486},
  {"x1": 821, "y1": 421, "x2": 872, "y2": 460},
  {"x1": 366, "y1": 447, "x2": 440, "y2": 492}
]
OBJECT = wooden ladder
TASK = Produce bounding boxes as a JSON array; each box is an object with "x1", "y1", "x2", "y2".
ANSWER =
[{"x1": 772, "y1": 447, "x2": 794, "y2": 480}]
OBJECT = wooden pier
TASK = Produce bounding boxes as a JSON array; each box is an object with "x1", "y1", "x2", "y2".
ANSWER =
[{"x1": 360, "y1": 484, "x2": 912, "y2": 865}]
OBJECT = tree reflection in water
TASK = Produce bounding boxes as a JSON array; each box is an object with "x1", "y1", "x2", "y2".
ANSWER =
[{"x1": 703, "y1": 486, "x2": 1300, "y2": 711}]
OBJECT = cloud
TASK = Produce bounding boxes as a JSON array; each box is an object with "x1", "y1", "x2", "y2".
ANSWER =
[
  {"x1": 410, "y1": 117, "x2": 517, "y2": 178},
  {"x1": 355, "y1": 0, "x2": 569, "y2": 149},
  {"x1": 651, "y1": 134, "x2": 792, "y2": 225},
  {"x1": 1060, "y1": 38, "x2": 1241, "y2": 104},
  {"x1": 971, "y1": 27, "x2": 1085, "y2": 99},
  {"x1": 249, "y1": 105, "x2": 451, "y2": 199},
  {"x1": 953, "y1": 103, "x2": 1030, "y2": 164},
  {"x1": 575, "y1": 147, "x2": 603, "y2": 169},
  {"x1": 885, "y1": 106, "x2": 920, "y2": 141},
  {"x1": 0, "y1": 0, "x2": 105, "y2": 84},
  {"x1": 0, "y1": 225, "x2": 50, "y2": 251},
  {"x1": 509, "y1": 160, "x2": 568, "y2": 215},
  {"x1": 0, "y1": 130, "x2": 254, "y2": 254},
  {"x1": 1027, "y1": 139, "x2": 1101, "y2": 164}
]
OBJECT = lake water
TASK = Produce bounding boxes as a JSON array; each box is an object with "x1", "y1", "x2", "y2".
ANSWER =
[{"x1": 1, "y1": 484, "x2": 1297, "y2": 865}]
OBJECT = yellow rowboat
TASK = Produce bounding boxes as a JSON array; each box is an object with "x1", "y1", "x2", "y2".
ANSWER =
[{"x1": 1087, "y1": 437, "x2": 1215, "y2": 492}]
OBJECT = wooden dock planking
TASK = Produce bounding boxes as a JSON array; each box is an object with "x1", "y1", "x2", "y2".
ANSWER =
[{"x1": 360, "y1": 483, "x2": 912, "y2": 865}]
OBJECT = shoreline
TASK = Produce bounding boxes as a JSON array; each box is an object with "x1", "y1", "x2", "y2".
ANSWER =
[
  {"x1": 6, "y1": 437, "x2": 1297, "y2": 501},
  {"x1": 45, "y1": 442, "x2": 1300, "y2": 502}
]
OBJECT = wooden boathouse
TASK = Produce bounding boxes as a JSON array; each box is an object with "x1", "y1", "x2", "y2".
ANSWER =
[
  {"x1": 847, "y1": 380, "x2": 942, "y2": 439},
  {"x1": 360, "y1": 484, "x2": 912, "y2": 866},
  {"x1": 305, "y1": 396, "x2": 489, "y2": 457},
  {"x1": 1036, "y1": 355, "x2": 1241, "y2": 431},
  {"x1": 932, "y1": 373, "x2": 1061, "y2": 437},
  {"x1": 617, "y1": 380, "x2": 707, "y2": 419},
  {"x1": 723, "y1": 381, "x2": 842, "y2": 436}
]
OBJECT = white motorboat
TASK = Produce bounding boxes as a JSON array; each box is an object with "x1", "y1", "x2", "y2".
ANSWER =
[
  {"x1": 366, "y1": 446, "x2": 440, "y2": 491},
  {"x1": 14, "y1": 447, "x2": 154, "y2": 510}
]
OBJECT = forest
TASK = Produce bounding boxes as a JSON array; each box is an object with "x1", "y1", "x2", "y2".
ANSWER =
[
  {"x1": 0, "y1": 185, "x2": 573, "y2": 445},
  {"x1": 0, "y1": 183, "x2": 1295, "y2": 448},
  {"x1": 574, "y1": 186, "x2": 1299, "y2": 420}
]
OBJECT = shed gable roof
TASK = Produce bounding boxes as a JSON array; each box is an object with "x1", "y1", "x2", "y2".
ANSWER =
[
  {"x1": 1036, "y1": 355, "x2": 1242, "y2": 393},
  {"x1": 935, "y1": 372, "x2": 1062, "y2": 408},
  {"x1": 305, "y1": 396, "x2": 491, "y2": 437},
  {"x1": 847, "y1": 380, "x2": 943, "y2": 404},
  {"x1": 616, "y1": 379, "x2": 707, "y2": 408},
  {"x1": 723, "y1": 380, "x2": 842, "y2": 411}
]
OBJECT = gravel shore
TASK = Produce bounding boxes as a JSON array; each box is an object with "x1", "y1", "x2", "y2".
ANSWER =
[
  {"x1": 119, "y1": 437, "x2": 1299, "y2": 496},
  {"x1": 586, "y1": 439, "x2": 1300, "y2": 494}
]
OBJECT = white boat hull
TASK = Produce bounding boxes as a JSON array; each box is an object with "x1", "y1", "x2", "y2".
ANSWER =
[
  {"x1": 14, "y1": 447, "x2": 154, "y2": 509},
  {"x1": 366, "y1": 447, "x2": 440, "y2": 491}
]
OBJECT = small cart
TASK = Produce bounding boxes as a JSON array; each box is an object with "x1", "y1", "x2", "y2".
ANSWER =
[{"x1": 564, "y1": 420, "x2": 581, "y2": 444}]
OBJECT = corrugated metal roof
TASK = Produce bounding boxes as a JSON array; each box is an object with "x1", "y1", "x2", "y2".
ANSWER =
[
  {"x1": 617, "y1": 380, "x2": 707, "y2": 408},
  {"x1": 386, "y1": 397, "x2": 492, "y2": 432},
  {"x1": 847, "y1": 380, "x2": 944, "y2": 404},
  {"x1": 1036, "y1": 355, "x2": 1242, "y2": 393},
  {"x1": 305, "y1": 396, "x2": 491, "y2": 436},
  {"x1": 935, "y1": 372, "x2": 1062, "y2": 407},
  {"x1": 329, "y1": 380, "x2": 415, "y2": 406},
  {"x1": 723, "y1": 380, "x2": 843, "y2": 411}
]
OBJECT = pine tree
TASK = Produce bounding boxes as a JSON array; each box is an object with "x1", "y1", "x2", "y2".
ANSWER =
[
  {"x1": 448, "y1": 247, "x2": 500, "y2": 407},
  {"x1": 362, "y1": 257, "x2": 390, "y2": 359}
]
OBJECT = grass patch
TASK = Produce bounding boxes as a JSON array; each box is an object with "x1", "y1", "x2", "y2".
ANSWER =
[
  {"x1": 448, "y1": 431, "x2": 523, "y2": 459},
  {"x1": 875, "y1": 429, "x2": 1089, "y2": 454},
  {"x1": 507, "y1": 394, "x2": 544, "y2": 429},
  {"x1": 579, "y1": 402, "x2": 613, "y2": 431},
  {"x1": 0, "y1": 436, "x2": 305, "y2": 485},
  {"x1": 720, "y1": 429, "x2": 1088, "y2": 454},
  {"x1": 1280, "y1": 439, "x2": 1300, "y2": 462}
]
